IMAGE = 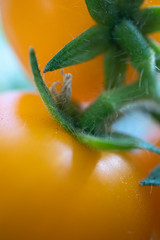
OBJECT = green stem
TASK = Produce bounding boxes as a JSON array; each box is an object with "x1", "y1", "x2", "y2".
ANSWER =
[
  {"x1": 104, "y1": 46, "x2": 127, "y2": 89},
  {"x1": 113, "y1": 20, "x2": 160, "y2": 99},
  {"x1": 146, "y1": 37, "x2": 160, "y2": 70},
  {"x1": 79, "y1": 82, "x2": 146, "y2": 133}
]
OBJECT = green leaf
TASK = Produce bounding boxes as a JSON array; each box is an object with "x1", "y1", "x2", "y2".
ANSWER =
[
  {"x1": 141, "y1": 165, "x2": 160, "y2": 186},
  {"x1": 118, "y1": 0, "x2": 144, "y2": 18},
  {"x1": 136, "y1": 7, "x2": 160, "y2": 34},
  {"x1": 30, "y1": 48, "x2": 160, "y2": 154},
  {"x1": 104, "y1": 46, "x2": 127, "y2": 89},
  {"x1": 44, "y1": 26, "x2": 109, "y2": 73},
  {"x1": 85, "y1": 0, "x2": 118, "y2": 26}
]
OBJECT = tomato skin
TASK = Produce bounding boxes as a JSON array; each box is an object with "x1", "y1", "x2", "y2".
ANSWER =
[
  {"x1": 151, "y1": 187, "x2": 160, "y2": 240},
  {"x1": 0, "y1": 91, "x2": 154, "y2": 240},
  {"x1": 132, "y1": 149, "x2": 160, "y2": 240},
  {"x1": 145, "y1": 157, "x2": 160, "y2": 240}
]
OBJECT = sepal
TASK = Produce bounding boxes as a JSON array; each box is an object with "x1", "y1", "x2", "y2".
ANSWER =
[
  {"x1": 104, "y1": 46, "x2": 127, "y2": 89},
  {"x1": 85, "y1": 0, "x2": 118, "y2": 26},
  {"x1": 136, "y1": 7, "x2": 160, "y2": 34},
  {"x1": 118, "y1": 0, "x2": 144, "y2": 17},
  {"x1": 113, "y1": 20, "x2": 160, "y2": 99},
  {"x1": 44, "y1": 26, "x2": 109, "y2": 73},
  {"x1": 30, "y1": 48, "x2": 160, "y2": 154},
  {"x1": 78, "y1": 132, "x2": 160, "y2": 153},
  {"x1": 141, "y1": 165, "x2": 160, "y2": 186}
]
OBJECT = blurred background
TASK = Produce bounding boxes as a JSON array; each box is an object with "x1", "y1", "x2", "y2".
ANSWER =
[{"x1": 0, "y1": 15, "x2": 33, "y2": 92}]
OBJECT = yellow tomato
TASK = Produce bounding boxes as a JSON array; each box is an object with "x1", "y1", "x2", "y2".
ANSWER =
[{"x1": 0, "y1": 92, "x2": 153, "y2": 240}]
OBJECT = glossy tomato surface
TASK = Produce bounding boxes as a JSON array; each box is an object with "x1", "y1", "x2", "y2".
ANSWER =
[
  {"x1": 151, "y1": 187, "x2": 160, "y2": 240},
  {"x1": 141, "y1": 152, "x2": 160, "y2": 240},
  {"x1": 1, "y1": 0, "x2": 160, "y2": 102},
  {"x1": 133, "y1": 148, "x2": 160, "y2": 240},
  {"x1": 0, "y1": 91, "x2": 154, "y2": 240}
]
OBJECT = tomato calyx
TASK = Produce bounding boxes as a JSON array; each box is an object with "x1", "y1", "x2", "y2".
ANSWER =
[
  {"x1": 42, "y1": 0, "x2": 160, "y2": 111},
  {"x1": 28, "y1": 0, "x2": 160, "y2": 174},
  {"x1": 43, "y1": 1, "x2": 160, "y2": 91},
  {"x1": 141, "y1": 165, "x2": 160, "y2": 186},
  {"x1": 30, "y1": 47, "x2": 160, "y2": 154},
  {"x1": 29, "y1": 0, "x2": 160, "y2": 157},
  {"x1": 43, "y1": 25, "x2": 110, "y2": 73}
]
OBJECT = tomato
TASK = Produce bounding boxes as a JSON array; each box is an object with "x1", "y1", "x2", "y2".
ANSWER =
[
  {"x1": 132, "y1": 148, "x2": 160, "y2": 240},
  {"x1": 0, "y1": 91, "x2": 154, "y2": 240},
  {"x1": 1, "y1": 0, "x2": 160, "y2": 102},
  {"x1": 146, "y1": 159, "x2": 160, "y2": 240},
  {"x1": 151, "y1": 187, "x2": 160, "y2": 240}
]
